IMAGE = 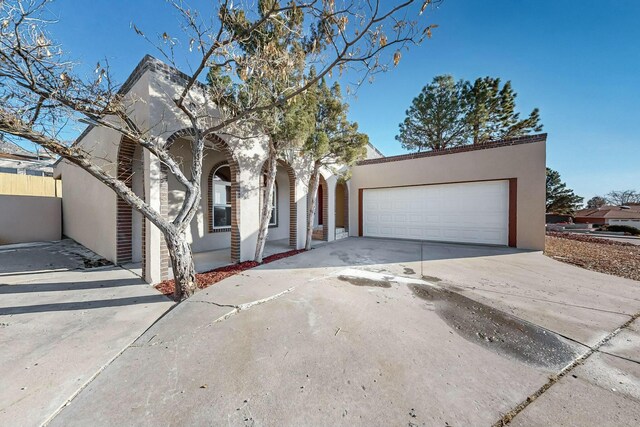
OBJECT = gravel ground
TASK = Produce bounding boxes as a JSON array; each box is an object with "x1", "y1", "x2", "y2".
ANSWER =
[{"x1": 545, "y1": 233, "x2": 640, "y2": 282}]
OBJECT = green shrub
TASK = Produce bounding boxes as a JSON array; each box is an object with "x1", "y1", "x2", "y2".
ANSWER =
[{"x1": 601, "y1": 225, "x2": 640, "y2": 236}]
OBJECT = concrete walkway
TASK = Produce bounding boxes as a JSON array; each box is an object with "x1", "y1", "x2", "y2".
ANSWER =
[
  {"x1": 0, "y1": 241, "x2": 173, "y2": 427},
  {"x1": 40, "y1": 238, "x2": 639, "y2": 426}
]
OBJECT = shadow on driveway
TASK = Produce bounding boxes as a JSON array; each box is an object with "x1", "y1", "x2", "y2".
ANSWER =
[
  {"x1": 0, "y1": 241, "x2": 173, "y2": 427},
  {"x1": 0, "y1": 276, "x2": 148, "y2": 295},
  {"x1": 0, "y1": 294, "x2": 169, "y2": 315}
]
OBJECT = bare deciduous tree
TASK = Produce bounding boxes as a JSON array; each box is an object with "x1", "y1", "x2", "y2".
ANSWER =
[
  {"x1": 606, "y1": 190, "x2": 640, "y2": 206},
  {"x1": 0, "y1": 0, "x2": 438, "y2": 299}
]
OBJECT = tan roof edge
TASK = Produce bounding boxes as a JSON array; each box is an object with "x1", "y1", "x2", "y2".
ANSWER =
[{"x1": 356, "y1": 133, "x2": 548, "y2": 166}]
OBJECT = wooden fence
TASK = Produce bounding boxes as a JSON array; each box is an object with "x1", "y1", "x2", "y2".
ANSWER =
[{"x1": 0, "y1": 172, "x2": 62, "y2": 197}]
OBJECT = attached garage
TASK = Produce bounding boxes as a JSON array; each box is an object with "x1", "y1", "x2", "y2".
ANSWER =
[
  {"x1": 350, "y1": 134, "x2": 547, "y2": 250},
  {"x1": 362, "y1": 180, "x2": 512, "y2": 246}
]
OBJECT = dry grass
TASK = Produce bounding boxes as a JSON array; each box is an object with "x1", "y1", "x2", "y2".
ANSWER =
[{"x1": 545, "y1": 234, "x2": 640, "y2": 282}]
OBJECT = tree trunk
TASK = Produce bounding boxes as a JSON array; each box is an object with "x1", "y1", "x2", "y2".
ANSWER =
[
  {"x1": 254, "y1": 145, "x2": 278, "y2": 263},
  {"x1": 165, "y1": 230, "x2": 197, "y2": 301},
  {"x1": 305, "y1": 163, "x2": 321, "y2": 250}
]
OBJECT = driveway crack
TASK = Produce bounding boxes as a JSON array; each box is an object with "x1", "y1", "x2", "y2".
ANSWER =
[
  {"x1": 493, "y1": 311, "x2": 640, "y2": 426},
  {"x1": 208, "y1": 287, "x2": 296, "y2": 325},
  {"x1": 191, "y1": 300, "x2": 239, "y2": 309}
]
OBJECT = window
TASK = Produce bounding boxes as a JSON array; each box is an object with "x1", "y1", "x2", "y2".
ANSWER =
[
  {"x1": 26, "y1": 169, "x2": 44, "y2": 177},
  {"x1": 212, "y1": 165, "x2": 232, "y2": 229},
  {"x1": 262, "y1": 175, "x2": 278, "y2": 227},
  {"x1": 0, "y1": 167, "x2": 17, "y2": 174},
  {"x1": 269, "y1": 185, "x2": 277, "y2": 226}
]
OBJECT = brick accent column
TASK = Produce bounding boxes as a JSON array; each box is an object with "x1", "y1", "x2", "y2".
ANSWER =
[
  {"x1": 229, "y1": 161, "x2": 240, "y2": 262},
  {"x1": 159, "y1": 166, "x2": 170, "y2": 280},
  {"x1": 116, "y1": 139, "x2": 136, "y2": 264}
]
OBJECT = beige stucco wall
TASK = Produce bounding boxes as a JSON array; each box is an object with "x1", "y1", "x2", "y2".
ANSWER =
[
  {"x1": 56, "y1": 161, "x2": 118, "y2": 261},
  {"x1": 53, "y1": 71, "x2": 151, "y2": 264},
  {"x1": 0, "y1": 195, "x2": 61, "y2": 244},
  {"x1": 349, "y1": 141, "x2": 547, "y2": 250},
  {"x1": 266, "y1": 167, "x2": 292, "y2": 242}
]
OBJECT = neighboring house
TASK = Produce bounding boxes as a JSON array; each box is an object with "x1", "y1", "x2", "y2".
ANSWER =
[
  {"x1": 55, "y1": 55, "x2": 546, "y2": 284},
  {"x1": 0, "y1": 136, "x2": 61, "y2": 245},
  {"x1": 574, "y1": 205, "x2": 640, "y2": 228},
  {"x1": 0, "y1": 135, "x2": 56, "y2": 176},
  {"x1": 546, "y1": 213, "x2": 573, "y2": 224}
]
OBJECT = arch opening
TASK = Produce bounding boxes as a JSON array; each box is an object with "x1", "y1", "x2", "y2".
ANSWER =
[
  {"x1": 259, "y1": 159, "x2": 298, "y2": 255},
  {"x1": 158, "y1": 130, "x2": 241, "y2": 279},
  {"x1": 311, "y1": 174, "x2": 329, "y2": 242},
  {"x1": 335, "y1": 180, "x2": 349, "y2": 240}
]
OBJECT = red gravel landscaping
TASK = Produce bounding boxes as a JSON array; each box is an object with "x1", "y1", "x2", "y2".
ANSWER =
[{"x1": 155, "y1": 249, "x2": 306, "y2": 299}]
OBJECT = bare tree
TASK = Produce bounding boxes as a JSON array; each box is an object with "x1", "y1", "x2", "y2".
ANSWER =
[
  {"x1": 606, "y1": 190, "x2": 640, "y2": 206},
  {"x1": 0, "y1": 0, "x2": 438, "y2": 299}
]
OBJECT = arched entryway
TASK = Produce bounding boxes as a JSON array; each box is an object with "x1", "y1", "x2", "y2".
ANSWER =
[
  {"x1": 159, "y1": 129, "x2": 240, "y2": 278},
  {"x1": 311, "y1": 174, "x2": 329, "y2": 241},
  {"x1": 263, "y1": 160, "x2": 297, "y2": 247},
  {"x1": 116, "y1": 137, "x2": 145, "y2": 274},
  {"x1": 259, "y1": 159, "x2": 298, "y2": 254},
  {"x1": 335, "y1": 180, "x2": 349, "y2": 240}
]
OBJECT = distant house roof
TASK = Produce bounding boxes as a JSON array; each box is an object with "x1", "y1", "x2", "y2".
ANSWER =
[
  {"x1": 0, "y1": 137, "x2": 54, "y2": 161},
  {"x1": 574, "y1": 205, "x2": 640, "y2": 220}
]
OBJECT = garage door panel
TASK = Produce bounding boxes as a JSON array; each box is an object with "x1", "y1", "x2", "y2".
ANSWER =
[{"x1": 363, "y1": 181, "x2": 509, "y2": 246}]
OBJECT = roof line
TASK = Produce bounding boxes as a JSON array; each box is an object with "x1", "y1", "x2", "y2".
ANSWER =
[
  {"x1": 71, "y1": 54, "x2": 205, "y2": 148},
  {"x1": 356, "y1": 133, "x2": 547, "y2": 166},
  {"x1": 367, "y1": 142, "x2": 385, "y2": 158}
]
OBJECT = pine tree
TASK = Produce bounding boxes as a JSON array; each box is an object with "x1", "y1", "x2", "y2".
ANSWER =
[
  {"x1": 303, "y1": 77, "x2": 368, "y2": 249},
  {"x1": 397, "y1": 75, "x2": 543, "y2": 151},
  {"x1": 395, "y1": 75, "x2": 468, "y2": 151},
  {"x1": 546, "y1": 168, "x2": 583, "y2": 214},
  {"x1": 464, "y1": 77, "x2": 542, "y2": 144},
  {"x1": 212, "y1": 0, "x2": 315, "y2": 262}
]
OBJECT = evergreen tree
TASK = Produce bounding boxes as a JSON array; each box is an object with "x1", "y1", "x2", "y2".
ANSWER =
[
  {"x1": 586, "y1": 196, "x2": 607, "y2": 209},
  {"x1": 397, "y1": 75, "x2": 543, "y2": 152},
  {"x1": 464, "y1": 77, "x2": 543, "y2": 144},
  {"x1": 396, "y1": 75, "x2": 468, "y2": 151},
  {"x1": 303, "y1": 77, "x2": 368, "y2": 249},
  {"x1": 546, "y1": 168, "x2": 583, "y2": 214},
  {"x1": 211, "y1": 1, "x2": 315, "y2": 262}
]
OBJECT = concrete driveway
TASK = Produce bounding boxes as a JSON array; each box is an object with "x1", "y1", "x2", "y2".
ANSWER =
[
  {"x1": 0, "y1": 241, "x2": 174, "y2": 427},
  {"x1": 6, "y1": 238, "x2": 640, "y2": 426}
]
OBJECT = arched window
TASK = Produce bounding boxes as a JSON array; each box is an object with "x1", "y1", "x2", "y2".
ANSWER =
[{"x1": 212, "y1": 164, "x2": 232, "y2": 228}]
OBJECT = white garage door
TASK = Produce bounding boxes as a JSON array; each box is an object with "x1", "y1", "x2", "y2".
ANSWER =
[
  {"x1": 363, "y1": 180, "x2": 509, "y2": 245},
  {"x1": 608, "y1": 219, "x2": 640, "y2": 228}
]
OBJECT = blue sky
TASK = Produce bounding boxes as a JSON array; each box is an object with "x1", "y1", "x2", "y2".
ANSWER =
[{"x1": 37, "y1": 0, "x2": 640, "y2": 200}]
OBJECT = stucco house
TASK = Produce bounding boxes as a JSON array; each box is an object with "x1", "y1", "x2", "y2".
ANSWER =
[
  {"x1": 55, "y1": 55, "x2": 546, "y2": 284},
  {"x1": 574, "y1": 205, "x2": 640, "y2": 228},
  {"x1": 0, "y1": 136, "x2": 56, "y2": 177}
]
